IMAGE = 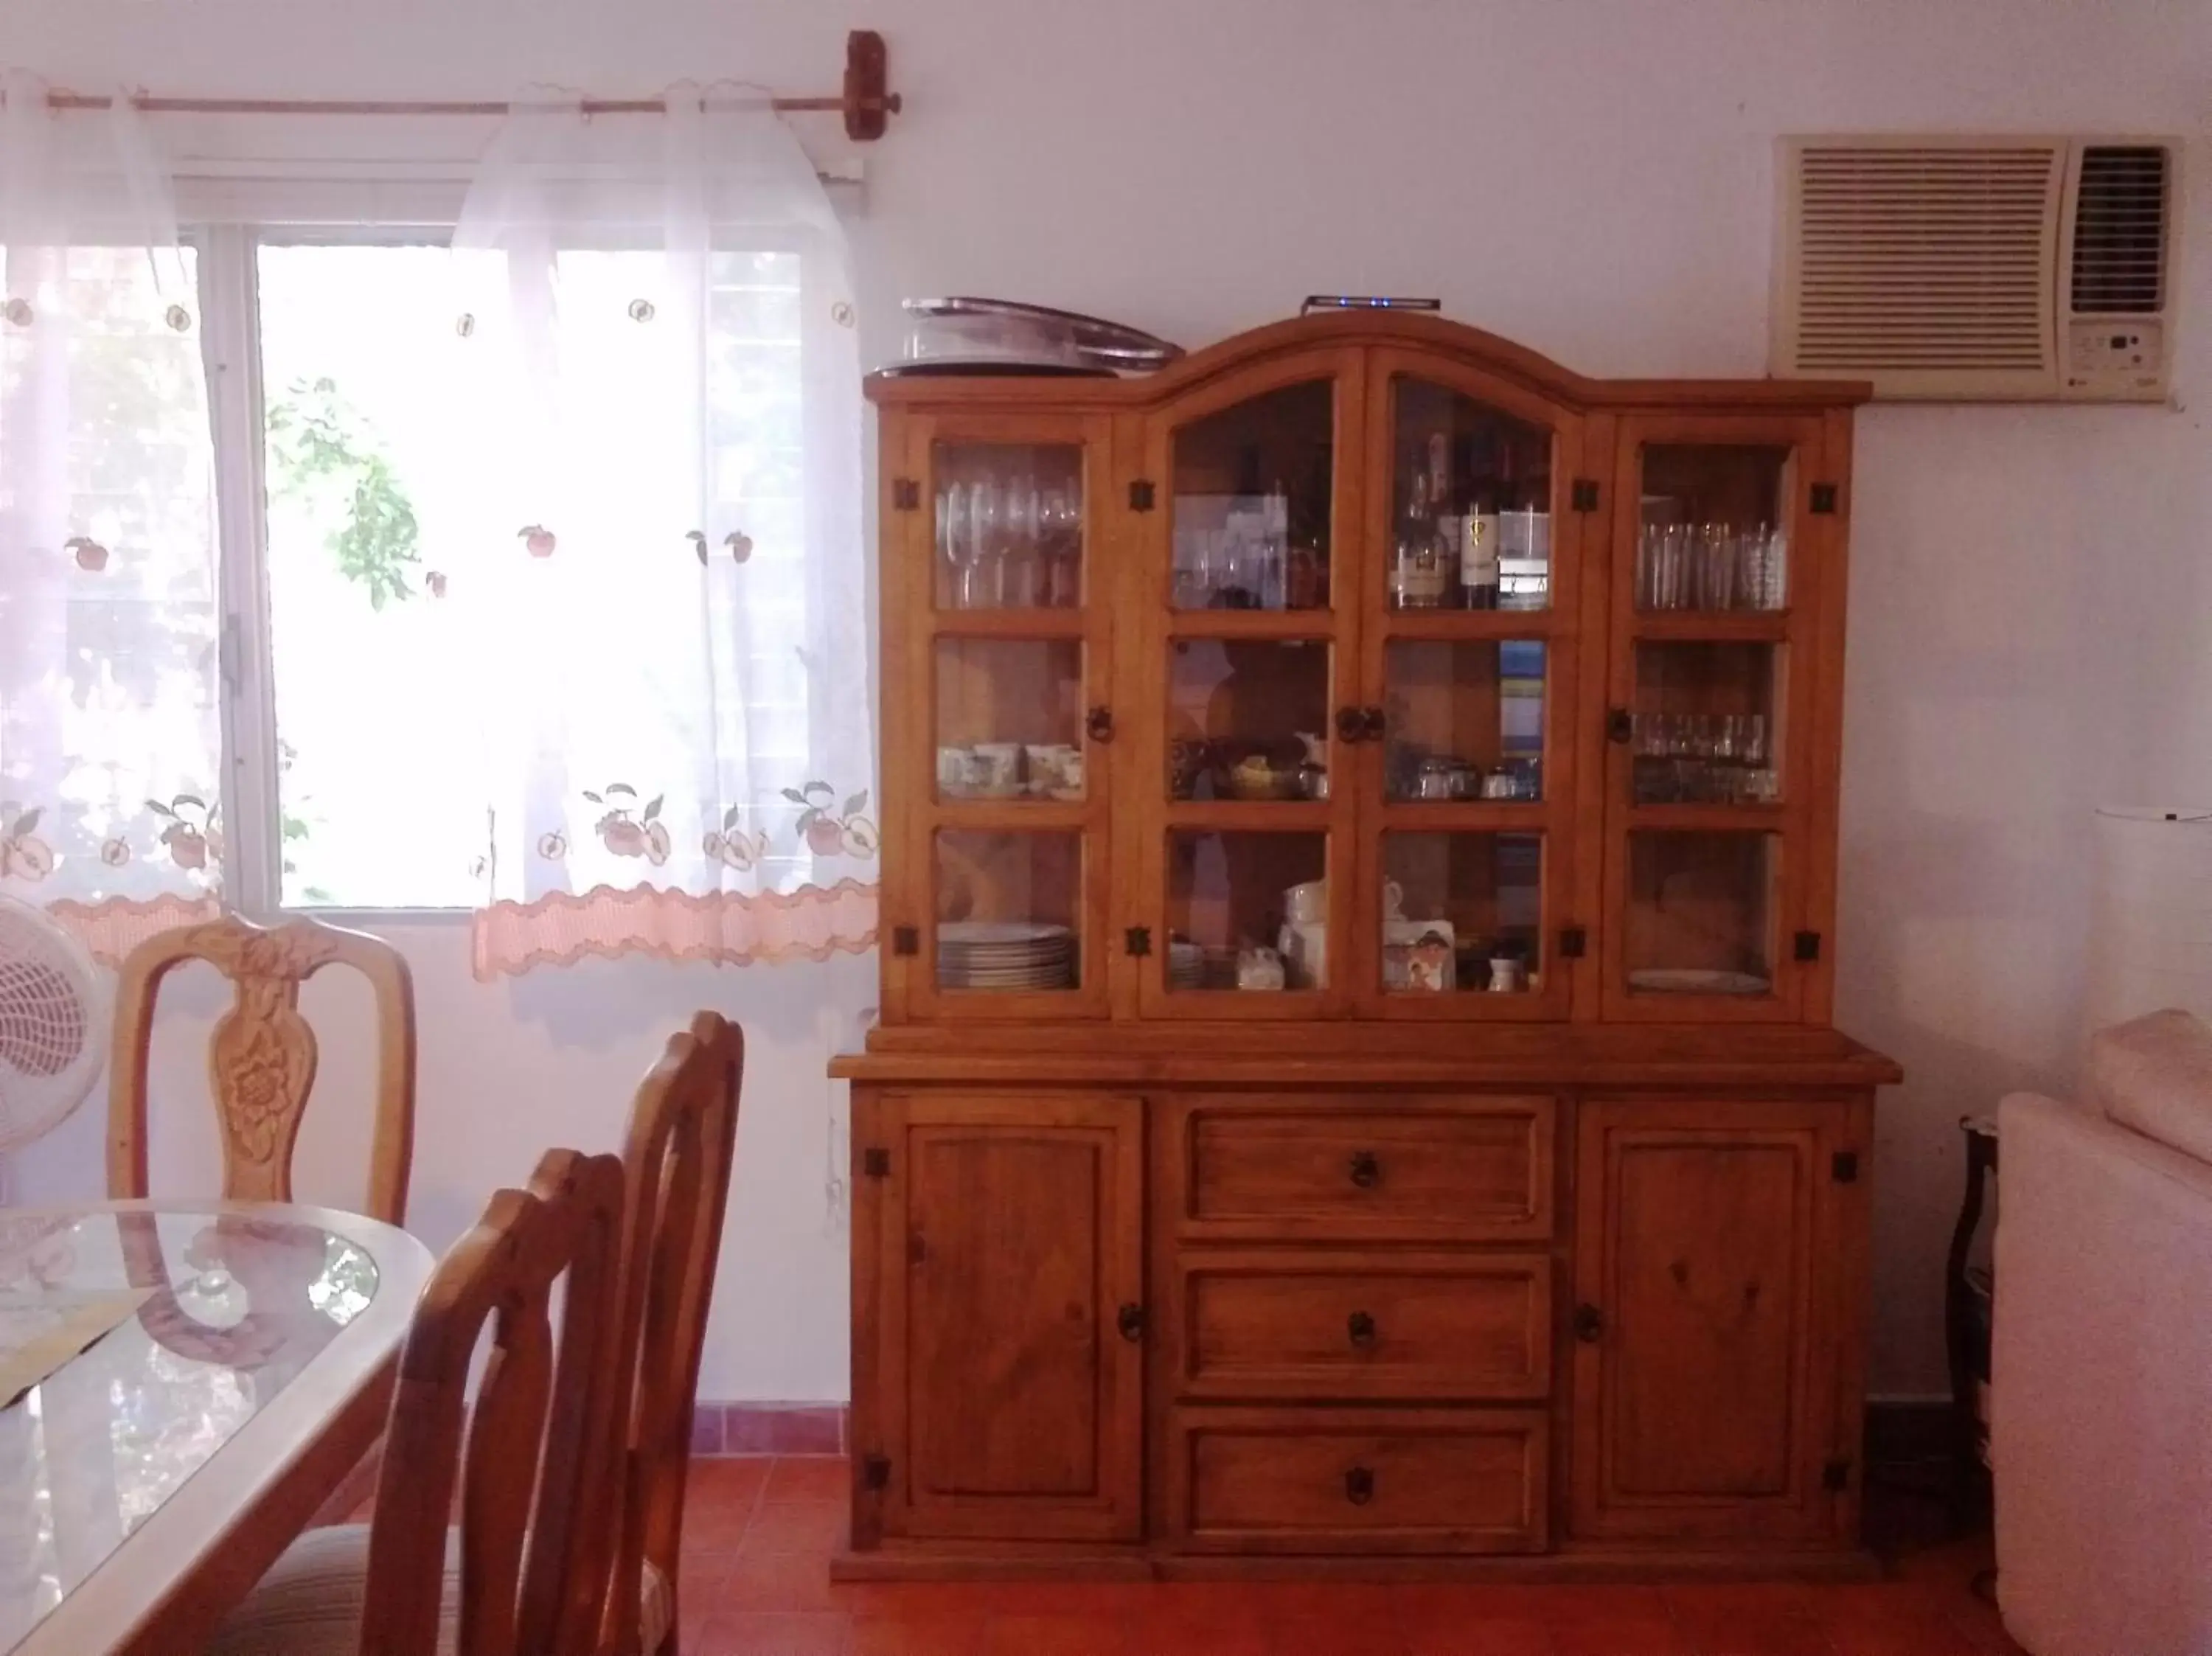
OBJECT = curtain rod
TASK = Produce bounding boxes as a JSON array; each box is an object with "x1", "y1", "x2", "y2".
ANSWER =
[{"x1": 46, "y1": 27, "x2": 902, "y2": 142}]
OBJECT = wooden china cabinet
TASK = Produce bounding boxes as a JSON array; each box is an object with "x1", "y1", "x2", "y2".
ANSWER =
[{"x1": 831, "y1": 310, "x2": 1901, "y2": 1579}]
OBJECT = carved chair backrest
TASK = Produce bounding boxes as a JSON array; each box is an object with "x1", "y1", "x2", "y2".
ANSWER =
[
  {"x1": 588, "y1": 1011, "x2": 744, "y2": 1656},
  {"x1": 359, "y1": 1148, "x2": 629, "y2": 1656},
  {"x1": 107, "y1": 916, "x2": 417, "y2": 1225}
]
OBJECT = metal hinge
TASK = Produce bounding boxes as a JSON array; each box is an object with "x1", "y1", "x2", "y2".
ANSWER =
[
  {"x1": 1571, "y1": 478, "x2": 1600, "y2": 512},
  {"x1": 862, "y1": 1147, "x2": 891, "y2": 1178},
  {"x1": 1831, "y1": 1151, "x2": 1860, "y2": 1185},
  {"x1": 1810, "y1": 482, "x2": 1839, "y2": 515},
  {"x1": 1822, "y1": 1457, "x2": 1851, "y2": 1492},
  {"x1": 891, "y1": 925, "x2": 919, "y2": 957},
  {"x1": 1558, "y1": 926, "x2": 1587, "y2": 960},
  {"x1": 1129, "y1": 479, "x2": 1156, "y2": 512},
  {"x1": 1124, "y1": 925, "x2": 1152, "y2": 958},
  {"x1": 891, "y1": 477, "x2": 921, "y2": 510},
  {"x1": 862, "y1": 1452, "x2": 891, "y2": 1491},
  {"x1": 1794, "y1": 930, "x2": 1822, "y2": 962}
]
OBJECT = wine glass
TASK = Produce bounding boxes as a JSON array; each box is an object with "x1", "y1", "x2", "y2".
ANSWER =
[
  {"x1": 1004, "y1": 475, "x2": 1040, "y2": 608},
  {"x1": 963, "y1": 479, "x2": 1003, "y2": 608},
  {"x1": 1039, "y1": 484, "x2": 1081, "y2": 608}
]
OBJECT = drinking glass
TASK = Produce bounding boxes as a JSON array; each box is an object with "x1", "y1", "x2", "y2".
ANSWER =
[
  {"x1": 963, "y1": 479, "x2": 1004, "y2": 608},
  {"x1": 936, "y1": 483, "x2": 962, "y2": 607},
  {"x1": 1003, "y1": 476, "x2": 1040, "y2": 608},
  {"x1": 1040, "y1": 486, "x2": 1081, "y2": 608}
]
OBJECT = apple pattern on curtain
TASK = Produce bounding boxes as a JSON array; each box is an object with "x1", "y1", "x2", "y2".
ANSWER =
[
  {"x1": 450, "y1": 88, "x2": 877, "y2": 976},
  {"x1": 0, "y1": 72, "x2": 224, "y2": 962}
]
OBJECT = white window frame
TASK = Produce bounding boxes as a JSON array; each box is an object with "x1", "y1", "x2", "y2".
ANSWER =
[{"x1": 197, "y1": 217, "x2": 479, "y2": 922}]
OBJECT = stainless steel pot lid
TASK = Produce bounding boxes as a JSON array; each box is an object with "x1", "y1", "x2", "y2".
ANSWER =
[{"x1": 902, "y1": 296, "x2": 1183, "y2": 371}]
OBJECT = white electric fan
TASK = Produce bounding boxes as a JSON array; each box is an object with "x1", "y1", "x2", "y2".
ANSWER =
[{"x1": 0, "y1": 894, "x2": 109, "y2": 1205}]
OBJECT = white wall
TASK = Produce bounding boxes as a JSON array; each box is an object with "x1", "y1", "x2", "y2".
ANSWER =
[{"x1": 9, "y1": 0, "x2": 2210, "y2": 1397}]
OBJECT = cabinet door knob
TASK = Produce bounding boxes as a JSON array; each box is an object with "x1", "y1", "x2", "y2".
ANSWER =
[
  {"x1": 1348, "y1": 1149, "x2": 1380, "y2": 1189},
  {"x1": 1334, "y1": 706, "x2": 1366, "y2": 743},
  {"x1": 1573, "y1": 1302, "x2": 1604, "y2": 1343},
  {"x1": 1347, "y1": 1309, "x2": 1377, "y2": 1349},
  {"x1": 1607, "y1": 707, "x2": 1633, "y2": 744},
  {"x1": 1362, "y1": 706, "x2": 1387, "y2": 742},
  {"x1": 1344, "y1": 1465, "x2": 1375, "y2": 1506},
  {"x1": 1116, "y1": 1302, "x2": 1145, "y2": 1343},
  {"x1": 1085, "y1": 705, "x2": 1115, "y2": 743}
]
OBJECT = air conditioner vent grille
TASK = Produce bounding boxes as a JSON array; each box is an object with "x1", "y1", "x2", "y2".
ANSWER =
[
  {"x1": 2070, "y1": 146, "x2": 2169, "y2": 313},
  {"x1": 1791, "y1": 145, "x2": 2059, "y2": 371}
]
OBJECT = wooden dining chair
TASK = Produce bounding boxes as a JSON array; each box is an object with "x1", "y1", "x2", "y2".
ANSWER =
[
  {"x1": 204, "y1": 1146, "x2": 629, "y2": 1656},
  {"x1": 589, "y1": 1011, "x2": 745, "y2": 1656},
  {"x1": 107, "y1": 914, "x2": 417, "y2": 1225}
]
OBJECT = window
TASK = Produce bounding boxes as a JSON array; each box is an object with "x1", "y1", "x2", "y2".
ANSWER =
[
  {"x1": 105, "y1": 223, "x2": 830, "y2": 918},
  {"x1": 246, "y1": 237, "x2": 819, "y2": 910},
  {"x1": 5, "y1": 97, "x2": 874, "y2": 972}
]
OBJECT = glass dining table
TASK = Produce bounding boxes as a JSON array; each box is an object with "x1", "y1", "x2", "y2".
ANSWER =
[{"x1": 0, "y1": 1201, "x2": 434, "y2": 1656}]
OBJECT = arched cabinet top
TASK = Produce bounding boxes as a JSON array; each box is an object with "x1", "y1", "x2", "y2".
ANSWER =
[{"x1": 865, "y1": 310, "x2": 1871, "y2": 414}]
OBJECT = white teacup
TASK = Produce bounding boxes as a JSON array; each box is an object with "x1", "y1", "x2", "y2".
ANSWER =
[
  {"x1": 1026, "y1": 742, "x2": 1082, "y2": 796},
  {"x1": 936, "y1": 745, "x2": 978, "y2": 796},
  {"x1": 971, "y1": 742, "x2": 1023, "y2": 795}
]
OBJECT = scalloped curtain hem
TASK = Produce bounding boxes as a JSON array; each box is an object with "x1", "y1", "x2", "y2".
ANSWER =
[
  {"x1": 469, "y1": 879, "x2": 879, "y2": 980},
  {"x1": 44, "y1": 893, "x2": 225, "y2": 967}
]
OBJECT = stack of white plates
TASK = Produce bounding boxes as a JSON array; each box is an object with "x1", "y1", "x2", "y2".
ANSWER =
[
  {"x1": 938, "y1": 920, "x2": 1077, "y2": 991},
  {"x1": 1169, "y1": 939, "x2": 1204, "y2": 991}
]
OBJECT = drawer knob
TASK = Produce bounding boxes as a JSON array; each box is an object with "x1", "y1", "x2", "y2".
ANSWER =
[
  {"x1": 1347, "y1": 1309, "x2": 1377, "y2": 1349},
  {"x1": 1344, "y1": 1465, "x2": 1375, "y2": 1506},
  {"x1": 1347, "y1": 1150, "x2": 1380, "y2": 1189}
]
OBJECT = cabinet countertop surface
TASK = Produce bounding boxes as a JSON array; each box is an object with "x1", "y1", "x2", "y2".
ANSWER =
[{"x1": 831, "y1": 1022, "x2": 1902, "y2": 1088}]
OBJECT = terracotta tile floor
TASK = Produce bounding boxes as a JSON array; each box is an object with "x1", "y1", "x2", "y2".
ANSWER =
[{"x1": 674, "y1": 1458, "x2": 2028, "y2": 1656}]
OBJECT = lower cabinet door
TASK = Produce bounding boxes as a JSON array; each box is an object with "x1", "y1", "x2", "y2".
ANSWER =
[
  {"x1": 868, "y1": 1092, "x2": 1144, "y2": 1542},
  {"x1": 1570, "y1": 1098, "x2": 1854, "y2": 1542},
  {"x1": 1166, "y1": 1407, "x2": 1549, "y2": 1554}
]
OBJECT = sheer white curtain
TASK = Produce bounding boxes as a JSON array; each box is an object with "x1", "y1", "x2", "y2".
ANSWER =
[
  {"x1": 0, "y1": 72, "x2": 223, "y2": 961},
  {"x1": 448, "y1": 88, "x2": 875, "y2": 975}
]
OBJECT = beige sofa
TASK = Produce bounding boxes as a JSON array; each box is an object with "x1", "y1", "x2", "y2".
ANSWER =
[{"x1": 1993, "y1": 1009, "x2": 2212, "y2": 1656}]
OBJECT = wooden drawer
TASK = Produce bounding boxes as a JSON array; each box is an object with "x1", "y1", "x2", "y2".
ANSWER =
[
  {"x1": 1169, "y1": 1096, "x2": 1555, "y2": 1244},
  {"x1": 1175, "y1": 1250, "x2": 1551, "y2": 1401},
  {"x1": 1167, "y1": 1407, "x2": 1549, "y2": 1554}
]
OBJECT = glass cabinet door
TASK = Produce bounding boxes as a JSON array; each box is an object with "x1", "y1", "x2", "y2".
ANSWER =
[
  {"x1": 1604, "y1": 418, "x2": 1824, "y2": 1020},
  {"x1": 904, "y1": 419, "x2": 1111, "y2": 1017},
  {"x1": 1168, "y1": 380, "x2": 1336, "y2": 614},
  {"x1": 1355, "y1": 361, "x2": 1582, "y2": 1020},
  {"x1": 1141, "y1": 362, "x2": 1357, "y2": 1016}
]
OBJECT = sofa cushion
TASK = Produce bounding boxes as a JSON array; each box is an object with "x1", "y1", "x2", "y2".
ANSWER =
[{"x1": 2084, "y1": 1007, "x2": 2212, "y2": 1166}]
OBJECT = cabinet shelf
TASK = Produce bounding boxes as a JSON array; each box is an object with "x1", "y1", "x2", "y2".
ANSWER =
[
  {"x1": 1622, "y1": 802, "x2": 1788, "y2": 832},
  {"x1": 1629, "y1": 610, "x2": 1792, "y2": 644},
  {"x1": 1377, "y1": 608, "x2": 1568, "y2": 642},
  {"x1": 1161, "y1": 799, "x2": 1335, "y2": 832},
  {"x1": 1165, "y1": 609, "x2": 1344, "y2": 641},
  {"x1": 928, "y1": 608, "x2": 1089, "y2": 639}
]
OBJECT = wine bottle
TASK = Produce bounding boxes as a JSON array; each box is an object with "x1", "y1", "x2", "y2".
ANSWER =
[
  {"x1": 1461, "y1": 434, "x2": 1500, "y2": 610},
  {"x1": 1391, "y1": 459, "x2": 1443, "y2": 609},
  {"x1": 1427, "y1": 431, "x2": 1461, "y2": 605}
]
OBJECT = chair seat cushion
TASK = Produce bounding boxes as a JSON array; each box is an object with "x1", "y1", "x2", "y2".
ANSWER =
[
  {"x1": 2086, "y1": 1007, "x2": 2212, "y2": 1166},
  {"x1": 204, "y1": 1525, "x2": 672, "y2": 1656}
]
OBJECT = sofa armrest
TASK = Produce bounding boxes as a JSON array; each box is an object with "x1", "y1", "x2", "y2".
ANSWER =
[{"x1": 1992, "y1": 1091, "x2": 2212, "y2": 1656}]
